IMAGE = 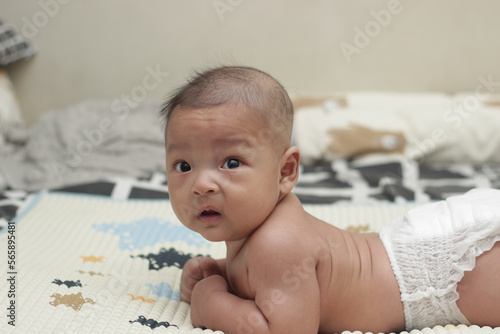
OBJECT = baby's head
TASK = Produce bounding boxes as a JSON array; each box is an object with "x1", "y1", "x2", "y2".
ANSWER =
[
  {"x1": 161, "y1": 66, "x2": 294, "y2": 153},
  {"x1": 162, "y1": 66, "x2": 299, "y2": 242}
]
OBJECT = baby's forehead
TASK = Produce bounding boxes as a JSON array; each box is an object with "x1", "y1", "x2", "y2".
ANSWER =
[
  {"x1": 166, "y1": 104, "x2": 286, "y2": 150},
  {"x1": 170, "y1": 103, "x2": 270, "y2": 126}
]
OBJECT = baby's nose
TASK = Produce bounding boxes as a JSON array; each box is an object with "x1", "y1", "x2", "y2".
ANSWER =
[{"x1": 192, "y1": 171, "x2": 220, "y2": 195}]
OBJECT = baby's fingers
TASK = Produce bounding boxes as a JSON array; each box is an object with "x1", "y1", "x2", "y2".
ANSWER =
[
  {"x1": 180, "y1": 278, "x2": 196, "y2": 302},
  {"x1": 197, "y1": 257, "x2": 222, "y2": 278},
  {"x1": 180, "y1": 257, "x2": 217, "y2": 303},
  {"x1": 182, "y1": 257, "x2": 206, "y2": 281}
]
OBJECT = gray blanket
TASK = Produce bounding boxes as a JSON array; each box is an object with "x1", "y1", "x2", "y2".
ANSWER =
[{"x1": 0, "y1": 100, "x2": 166, "y2": 191}]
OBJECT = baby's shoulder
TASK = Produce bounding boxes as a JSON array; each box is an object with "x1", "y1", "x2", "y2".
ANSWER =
[
  {"x1": 249, "y1": 219, "x2": 296, "y2": 247},
  {"x1": 247, "y1": 215, "x2": 316, "y2": 261},
  {"x1": 246, "y1": 194, "x2": 324, "y2": 259}
]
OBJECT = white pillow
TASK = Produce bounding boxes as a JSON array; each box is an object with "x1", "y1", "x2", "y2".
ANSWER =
[{"x1": 294, "y1": 93, "x2": 500, "y2": 164}]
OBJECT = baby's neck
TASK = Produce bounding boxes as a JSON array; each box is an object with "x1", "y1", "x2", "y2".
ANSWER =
[
  {"x1": 224, "y1": 193, "x2": 300, "y2": 261},
  {"x1": 225, "y1": 239, "x2": 247, "y2": 260}
]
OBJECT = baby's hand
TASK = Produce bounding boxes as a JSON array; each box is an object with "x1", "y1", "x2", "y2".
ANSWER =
[
  {"x1": 190, "y1": 274, "x2": 229, "y2": 328},
  {"x1": 180, "y1": 256, "x2": 222, "y2": 303}
]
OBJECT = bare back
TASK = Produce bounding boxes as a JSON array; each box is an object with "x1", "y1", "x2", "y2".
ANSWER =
[
  {"x1": 311, "y1": 213, "x2": 405, "y2": 333},
  {"x1": 225, "y1": 193, "x2": 405, "y2": 334}
]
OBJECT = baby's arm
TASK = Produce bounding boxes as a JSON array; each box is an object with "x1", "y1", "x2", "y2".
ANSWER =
[
  {"x1": 180, "y1": 256, "x2": 226, "y2": 303},
  {"x1": 189, "y1": 236, "x2": 321, "y2": 333}
]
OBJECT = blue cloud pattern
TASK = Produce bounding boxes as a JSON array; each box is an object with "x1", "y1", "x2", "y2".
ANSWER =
[
  {"x1": 93, "y1": 217, "x2": 208, "y2": 250},
  {"x1": 145, "y1": 282, "x2": 180, "y2": 301}
]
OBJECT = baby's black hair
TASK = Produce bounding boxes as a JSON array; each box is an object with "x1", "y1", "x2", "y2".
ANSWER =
[{"x1": 161, "y1": 66, "x2": 294, "y2": 145}]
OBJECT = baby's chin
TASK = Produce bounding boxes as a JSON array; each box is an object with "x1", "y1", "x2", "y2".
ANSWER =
[
  {"x1": 188, "y1": 228, "x2": 225, "y2": 243},
  {"x1": 199, "y1": 231, "x2": 246, "y2": 244},
  {"x1": 203, "y1": 236, "x2": 226, "y2": 243}
]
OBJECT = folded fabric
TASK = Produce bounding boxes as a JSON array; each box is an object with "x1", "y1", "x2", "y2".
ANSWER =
[{"x1": 0, "y1": 100, "x2": 166, "y2": 191}]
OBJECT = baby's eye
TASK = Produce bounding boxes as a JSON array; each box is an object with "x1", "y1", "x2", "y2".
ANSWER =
[
  {"x1": 222, "y1": 158, "x2": 241, "y2": 169},
  {"x1": 175, "y1": 161, "x2": 191, "y2": 172}
]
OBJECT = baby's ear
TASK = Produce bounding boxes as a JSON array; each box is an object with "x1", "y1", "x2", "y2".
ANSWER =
[{"x1": 279, "y1": 146, "x2": 300, "y2": 195}]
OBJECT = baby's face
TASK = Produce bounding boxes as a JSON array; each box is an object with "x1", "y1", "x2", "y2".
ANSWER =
[{"x1": 165, "y1": 104, "x2": 283, "y2": 242}]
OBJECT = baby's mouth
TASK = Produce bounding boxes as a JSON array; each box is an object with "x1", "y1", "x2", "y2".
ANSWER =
[{"x1": 199, "y1": 209, "x2": 221, "y2": 222}]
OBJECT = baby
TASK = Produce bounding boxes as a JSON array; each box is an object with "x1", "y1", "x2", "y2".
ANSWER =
[{"x1": 161, "y1": 65, "x2": 500, "y2": 333}]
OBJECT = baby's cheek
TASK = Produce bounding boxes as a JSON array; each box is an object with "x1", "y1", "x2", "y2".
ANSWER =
[{"x1": 171, "y1": 199, "x2": 189, "y2": 222}]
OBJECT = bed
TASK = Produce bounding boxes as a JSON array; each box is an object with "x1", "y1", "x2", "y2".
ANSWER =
[
  {"x1": 2, "y1": 21, "x2": 500, "y2": 334},
  {"x1": 2, "y1": 95, "x2": 500, "y2": 334}
]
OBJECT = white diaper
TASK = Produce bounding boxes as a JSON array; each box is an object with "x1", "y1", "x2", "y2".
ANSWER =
[{"x1": 379, "y1": 188, "x2": 500, "y2": 331}]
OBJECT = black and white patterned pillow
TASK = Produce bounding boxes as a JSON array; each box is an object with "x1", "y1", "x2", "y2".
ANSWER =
[{"x1": 0, "y1": 19, "x2": 36, "y2": 66}]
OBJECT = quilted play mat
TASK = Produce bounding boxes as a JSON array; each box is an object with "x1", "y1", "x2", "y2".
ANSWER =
[{"x1": 1, "y1": 191, "x2": 500, "y2": 334}]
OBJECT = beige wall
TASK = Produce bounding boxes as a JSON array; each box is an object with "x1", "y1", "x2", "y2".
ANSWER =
[{"x1": 2, "y1": 0, "x2": 500, "y2": 126}]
